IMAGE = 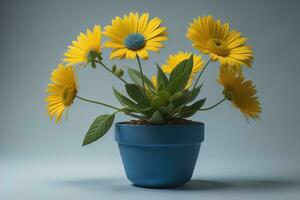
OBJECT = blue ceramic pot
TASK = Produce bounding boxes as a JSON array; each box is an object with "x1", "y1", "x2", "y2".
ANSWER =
[{"x1": 115, "y1": 122, "x2": 204, "y2": 188}]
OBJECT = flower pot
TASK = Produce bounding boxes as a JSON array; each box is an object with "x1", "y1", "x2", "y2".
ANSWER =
[{"x1": 115, "y1": 122, "x2": 204, "y2": 188}]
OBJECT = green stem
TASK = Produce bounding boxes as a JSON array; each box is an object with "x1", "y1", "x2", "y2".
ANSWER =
[
  {"x1": 136, "y1": 55, "x2": 147, "y2": 96},
  {"x1": 191, "y1": 58, "x2": 212, "y2": 94},
  {"x1": 199, "y1": 98, "x2": 226, "y2": 111},
  {"x1": 76, "y1": 96, "x2": 145, "y2": 119},
  {"x1": 76, "y1": 96, "x2": 121, "y2": 111},
  {"x1": 94, "y1": 60, "x2": 128, "y2": 84},
  {"x1": 125, "y1": 112, "x2": 146, "y2": 119}
]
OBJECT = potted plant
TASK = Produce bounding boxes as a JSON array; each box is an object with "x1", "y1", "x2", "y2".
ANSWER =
[{"x1": 45, "y1": 13, "x2": 261, "y2": 188}]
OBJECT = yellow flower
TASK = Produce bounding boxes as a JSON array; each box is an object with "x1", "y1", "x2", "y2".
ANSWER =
[
  {"x1": 151, "y1": 75, "x2": 158, "y2": 88},
  {"x1": 64, "y1": 25, "x2": 102, "y2": 65},
  {"x1": 162, "y1": 52, "x2": 204, "y2": 88},
  {"x1": 218, "y1": 66, "x2": 261, "y2": 120},
  {"x1": 222, "y1": 63, "x2": 243, "y2": 76},
  {"x1": 187, "y1": 15, "x2": 253, "y2": 68},
  {"x1": 103, "y1": 12, "x2": 168, "y2": 60},
  {"x1": 45, "y1": 64, "x2": 78, "y2": 123}
]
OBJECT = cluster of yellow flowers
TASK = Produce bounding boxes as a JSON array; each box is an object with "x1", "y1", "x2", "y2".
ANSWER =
[{"x1": 46, "y1": 12, "x2": 261, "y2": 123}]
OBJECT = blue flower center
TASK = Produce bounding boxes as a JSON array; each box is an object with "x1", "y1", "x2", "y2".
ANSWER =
[{"x1": 124, "y1": 33, "x2": 145, "y2": 50}]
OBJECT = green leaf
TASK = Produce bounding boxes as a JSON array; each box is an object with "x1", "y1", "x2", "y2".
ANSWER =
[
  {"x1": 180, "y1": 98, "x2": 206, "y2": 118},
  {"x1": 170, "y1": 91, "x2": 183, "y2": 102},
  {"x1": 157, "y1": 90, "x2": 171, "y2": 103},
  {"x1": 167, "y1": 73, "x2": 189, "y2": 95},
  {"x1": 151, "y1": 96, "x2": 166, "y2": 110},
  {"x1": 168, "y1": 55, "x2": 193, "y2": 83},
  {"x1": 172, "y1": 92, "x2": 189, "y2": 109},
  {"x1": 113, "y1": 88, "x2": 140, "y2": 111},
  {"x1": 128, "y1": 68, "x2": 155, "y2": 91},
  {"x1": 187, "y1": 84, "x2": 203, "y2": 103},
  {"x1": 122, "y1": 107, "x2": 136, "y2": 113},
  {"x1": 172, "y1": 85, "x2": 202, "y2": 108},
  {"x1": 160, "y1": 103, "x2": 174, "y2": 115},
  {"x1": 167, "y1": 56, "x2": 193, "y2": 94},
  {"x1": 125, "y1": 84, "x2": 150, "y2": 107},
  {"x1": 82, "y1": 114, "x2": 115, "y2": 146},
  {"x1": 148, "y1": 111, "x2": 164, "y2": 124},
  {"x1": 156, "y1": 63, "x2": 168, "y2": 90},
  {"x1": 172, "y1": 96, "x2": 187, "y2": 109}
]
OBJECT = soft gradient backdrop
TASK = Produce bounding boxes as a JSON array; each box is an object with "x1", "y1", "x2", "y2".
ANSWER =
[{"x1": 1, "y1": 0, "x2": 300, "y2": 199}]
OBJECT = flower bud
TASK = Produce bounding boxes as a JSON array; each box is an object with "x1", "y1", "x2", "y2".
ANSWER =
[
  {"x1": 223, "y1": 89, "x2": 232, "y2": 100},
  {"x1": 114, "y1": 69, "x2": 124, "y2": 77},
  {"x1": 112, "y1": 65, "x2": 117, "y2": 72},
  {"x1": 97, "y1": 52, "x2": 102, "y2": 62},
  {"x1": 87, "y1": 50, "x2": 97, "y2": 62},
  {"x1": 91, "y1": 61, "x2": 96, "y2": 68}
]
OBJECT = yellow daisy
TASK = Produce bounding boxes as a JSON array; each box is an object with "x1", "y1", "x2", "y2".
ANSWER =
[
  {"x1": 162, "y1": 52, "x2": 204, "y2": 88},
  {"x1": 64, "y1": 25, "x2": 102, "y2": 65},
  {"x1": 187, "y1": 15, "x2": 253, "y2": 68},
  {"x1": 103, "y1": 12, "x2": 168, "y2": 60},
  {"x1": 218, "y1": 66, "x2": 261, "y2": 119},
  {"x1": 45, "y1": 64, "x2": 78, "y2": 123}
]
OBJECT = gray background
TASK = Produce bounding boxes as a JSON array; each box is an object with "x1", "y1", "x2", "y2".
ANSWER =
[{"x1": 1, "y1": 0, "x2": 300, "y2": 199}]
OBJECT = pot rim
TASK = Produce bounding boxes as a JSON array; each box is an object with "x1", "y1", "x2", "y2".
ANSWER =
[
  {"x1": 115, "y1": 121, "x2": 204, "y2": 145},
  {"x1": 115, "y1": 121, "x2": 204, "y2": 127}
]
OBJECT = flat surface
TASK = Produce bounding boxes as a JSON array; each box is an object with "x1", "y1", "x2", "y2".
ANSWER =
[{"x1": 2, "y1": 158, "x2": 300, "y2": 200}]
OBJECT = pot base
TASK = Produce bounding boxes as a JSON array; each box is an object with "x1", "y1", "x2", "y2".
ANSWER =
[{"x1": 118, "y1": 143, "x2": 200, "y2": 188}]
